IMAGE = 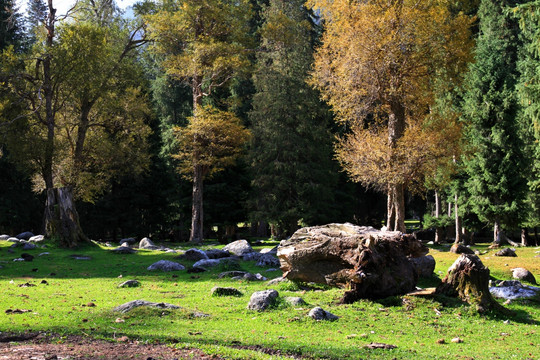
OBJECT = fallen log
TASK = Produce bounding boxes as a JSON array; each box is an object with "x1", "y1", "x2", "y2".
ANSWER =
[{"x1": 277, "y1": 223, "x2": 428, "y2": 303}]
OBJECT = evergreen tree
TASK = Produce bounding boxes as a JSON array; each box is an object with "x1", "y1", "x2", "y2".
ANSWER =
[
  {"x1": 0, "y1": 0, "x2": 24, "y2": 49},
  {"x1": 461, "y1": 0, "x2": 529, "y2": 244},
  {"x1": 249, "y1": 0, "x2": 337, "y2": 237},
  {"x1": 25, "y1": 0, "x2": 47, "y2": 44}
]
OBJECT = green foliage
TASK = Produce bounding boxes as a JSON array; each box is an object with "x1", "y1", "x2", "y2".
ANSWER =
[
  {"x1": 461, "y1": 0, "x2": 529, "y2": 229},
  {"x1": 249, "y1": 0, "x2": 337, "y2": 236},
  {"x1": 423, "y1": 213, "x2": 454, "y2": 229},
  {"x1": 0, "y1": 0, "x2": 24, "y2": 50}
]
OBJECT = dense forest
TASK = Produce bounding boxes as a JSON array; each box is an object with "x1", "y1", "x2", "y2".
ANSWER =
[{"x1": 1, "y1": 0, "x2": 540, "y2": 247}]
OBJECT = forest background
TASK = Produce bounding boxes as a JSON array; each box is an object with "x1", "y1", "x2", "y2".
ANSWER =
[{"x1": 1, "y1": 0, "x2": 540, "y2": 248}]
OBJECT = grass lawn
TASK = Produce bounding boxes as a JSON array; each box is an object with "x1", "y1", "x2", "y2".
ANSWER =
[{"x1": 0, "y1": 240, "x2": 539, "y2": 359}]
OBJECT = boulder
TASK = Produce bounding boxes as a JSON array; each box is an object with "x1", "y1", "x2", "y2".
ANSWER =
[
  {"x1": 308, "y1": 307, "x2": 339, "y2": 321},
  {"x1": 114, "y1": 300, "x2": 180, "y2": 313},
  {"x1": 8, "y1": 237, "x2": 19, "y2": 243},
  {"x1": 450, "y1": 243, "x2": 475, "y2": 255},
  {"x1": 111, "y1": 246, "x2": 137, "y2": 254},
  {"x1": 139, "y1": 237, "x2": 158, "y2": 249},
  {"x1": 22, "y1": 242, "x2": 37, "y2": 250},
  {"x1": 223, "y1": 240, "x2": 254, "y2": 256},
  {"x1": 260, "y1": 246, "x2": 278, "y2": 255},
  {"x1": 490, "y1": 280, "x2": 540, "y2": 299},
  {"x1": 182, "y1": 248, "x2": 209, "y2": 261},
  {"x1": 205, "y1": 249, "x2": 231, "y2": 259},
  {"x1": 511, "y1": 268, "x2": 537, "y2": 284},
  {"x1": 255, "y1": 254, "x2": 280, "y2": 267},
  {"x1": 409, "y1": 255, "x2": 436, "y2": 278},
  {"x1": 29, "y1": 235, "x2": 44, "y2": 242},
  {"x1": 147, "y1": 260, "x2": 185, "y2": 272},
  {"x1": 193, "y1": 258, "x2": 238, "y2": 269},
  {"x1": 211, "y1": 287, "x2": 243, "y2": 297},
  {"x1": 119, "y1": 237, "x2": 136, "y2": 246},
  {"x1": 495, "y1": 248, "x2": 517, "y2": 257},
  {"x1": 284, "y1": 296, "x2": 306, "y2": 306},
  {"x1": 277, "y1": 223, "x2": 428, "y2": 302},
  {"x1": 242, "y1": 252, "x2": 262, "y2": 261},
  {"x1": 247, "y1": 289, "x2": 279, "y2": 311},
  {"x1": 0, "y1": 235, "x2": 10, "y2": 241},
  {"x1": 16, "y1": 232, "x2": 34, "y2": 240}
]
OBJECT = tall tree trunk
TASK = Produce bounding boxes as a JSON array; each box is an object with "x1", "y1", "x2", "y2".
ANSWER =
[
  {"x1": 520, "y1": 228, "x2": 529, "y2": 247},
  {"x1": 454, "y1": 193, "x2": 462, "y2": 244},
  {"x1": 387, "y1": 101, "x2": 406, "y2": 232},
  {"x1": 434, "y1": 190, "x2": 443, "y2": 244},
  {"x1": 44, "y1": 187, "x2": 87, "y2": 247},
  {"x1": 387, "y1": 185, "x2": 395, "y2": 231},
  {"x1": 190, "y1": 164, "x2": 204, "y2": 243},
  {"x1": 493, "y1": 220, "x2": 500, "y2": 245},
  {"x1": 394, "y1": 183, "x2": 406, "y2": 232}
]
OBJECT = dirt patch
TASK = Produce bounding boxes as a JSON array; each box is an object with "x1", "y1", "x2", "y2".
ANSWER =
[{"x1": 0, "y1": 333, "x2": 222, "y2": 360}]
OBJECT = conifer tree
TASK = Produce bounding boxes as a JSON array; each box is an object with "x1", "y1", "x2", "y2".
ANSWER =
[
  {"x1": 461, "y1": 0, "x2": 529, "y2": 244},
  {"x1": 249, "y1": 0, "x2": 336, "y2": 237}
]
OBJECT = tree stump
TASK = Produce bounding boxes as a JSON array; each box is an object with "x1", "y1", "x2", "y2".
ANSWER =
[
  {"x1": 436, "y1": 254, "x2": 509, "y2": 313},
  {"x1": 276, "y1": 223, "x2": 428, "y2": 303}
]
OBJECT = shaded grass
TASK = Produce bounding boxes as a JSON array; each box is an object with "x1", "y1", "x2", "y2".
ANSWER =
[{"x1": 1, "y1": 240, "x2": 539, "y2": 359}]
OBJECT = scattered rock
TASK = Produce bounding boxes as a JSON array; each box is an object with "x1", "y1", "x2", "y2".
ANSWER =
[
  {"x1": 451, "y1": 337, "x2": 463, "y2": 343},
  {"x1": 223, "y1": 240, "x2": 254, "y2": 256},
  {"x1": 18, "y1": 282, "x2": 36, "y2": 287},
  {"x1": 113, "y1": 300, "x2": 180, "y2": 313},
  {"x1": 240, "y1": 273, "x2": 267, "y2": 281},
  {"x1": 242, "y1": 252, "x2": 262, "y2": 261},
  {"x1": 204, "y1": 249, "x2": 231, "y2": 259},
  {"x1": 450, "y1": 244, "x2": 475, "y2": 255},
  {"x1": 260, "y1": 246, "x2": 278, "y2": 255},
  {"x1": 139, "y1": 237, "x2": 158, "y2": 250},
  {"x1": 118, "y1": 280, "x2": 141, "y2": 288},
  {"x1": 266, "y1": 277, "x2": 289, "y2": 285},
  {"x1": 0, "y1": 234, "x2": 10, "y2": 241},
  {"x1": 409, "y1": 255, "x2": 436, "y2": 278},
  {"x1": 39, "y1": 252, "x2": 50, "y2": 256},
  {"x1": 255, "y1": 254, "x2": 281, "y2": 268},
  {"x1": 284, "y1": 297, "x2": 306, "y2": 306},
  {"x1": 22, "y1": 242, "x2": 37, "y2": 250},
  {"x1": 111, "y1": 246, "x2": 137, "y2": 254},
  {"x1": 8, "y1": 237, "x2": 19, "y2": 243},
  {"x1": 29, "y1": 235, "x2": 44, "y2": 242},
  {"x1": 364, "y1": 343, "x2": 397, "y2": 349},
  {"x1": 218, "y1": 271, "x2": 248, "y2": 279},
  {"x1": 211, "y1": 286, "x2": 243, "y2": 297},
  {"x1": 495, "y1": 248, "x2": 517, "y2": 257},
  {"x1": 16, "y1": 231, "x2": 34, "y2": 240},
  {"x1": 5, "y1": 308, "x2": 32, "y2": 314},
  {"x1": 247, "y1": 289, "x2": 279, "y2": 311},
  {"x1": 119, "y1": 238, "x2": 136, "y2": 245},
  {"x1": 182, "y1": 248, "x2": 209, "y2": 261},
  {"x1": 187, "y1": 267, "x2": 207, "y2": 273},
  {"x1": 147, "y1": 260, "x2": 185, "y2": 272},
  {"x1": 308, "y1": 306, "x2": 339, "y2": 321},
  {"x1": 489, "y1": 280, "x2": 540, "y2": 300},
  {"x1": 436, "y1": 339, "x2": 446, "y2": 344},
  {"x1": 192, "y1": 259, "x2": 221, "y2": 268},
  {"x1": 70, "y1": 254, "x2": 92, "y2": 260},
  {"x1": 511, "y1": 268, "x2": 537, "y2": 284},
  {"x1": 21, "y1": 253, "x2": 34, "y2": 262}
]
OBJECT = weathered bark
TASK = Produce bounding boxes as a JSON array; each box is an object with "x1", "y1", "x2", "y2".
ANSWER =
[
  {"x1": 277, "y1": 224, "x2": 428, "y2": 302},
  {"x1": 492, "y1": 222, "x2": 521, "y2": 247},
  {"x1": 386, "y1": 101, "x2": 406, "y2": 233},
  {"x1": 436, "y1": 254, "x2": 510, "y2": 314},
  {"x1": 386, "y1": 185, "x2": 395, "y2": 231},
  {"x1": 190, "y1": 164, "x2": 204, "y2": 243},
  {"x1": 44, "y1": 187, "x2": 88, "y2": 247},
  {"x1": 454, "y1": 193, "x2": 462, "y2": 244},
  {"x1": 521, "y1": 228, "x2": 530, "y2": 247}
]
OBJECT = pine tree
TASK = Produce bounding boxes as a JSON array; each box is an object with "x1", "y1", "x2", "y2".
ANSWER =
[
  {"x1": 25, "y1": 0, "x2": 47, "y2": 44},
  {"x1": 249, "y1": 0, "x2": 337, "y2": 237},
  {"x1": 0, "y1": 0, "x2": 24, "y2": 50},
  {"x1": 461, "y1": 0, "x2": 529, "y2": 244}
]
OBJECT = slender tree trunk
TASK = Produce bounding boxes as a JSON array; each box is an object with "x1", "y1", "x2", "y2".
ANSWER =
[
  {"x1": 394, "y1": 183, "x2": 406, "y2": 232},
  {"x1": 190, "y1": 164, "x2": 204, "y2": 243},
  {"x1": 434, "y1": 190, "x2": 443, "y2": 244},
  {"x1": 454, "y1": 193, "x2": 462, "y2": 244},
  {"x1": 387, "y1": 185, "x2": 395, "y2": 231},
  {"x1": 521, "y1": 228, "x2": 529, "y2": 247},
  {"x1": 493, "y1": 221, "x2": 500, "y2": 245},
  {"x1": 387, "y1": 101, "x2": 406, "y2": 233}
]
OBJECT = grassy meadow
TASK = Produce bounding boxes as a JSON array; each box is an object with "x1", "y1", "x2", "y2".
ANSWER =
[{"x1": 0, "y1": 239, "x2": 539, "y2": 359}]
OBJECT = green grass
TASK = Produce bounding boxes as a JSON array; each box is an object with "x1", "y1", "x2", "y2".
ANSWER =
[{"x1": 1, "y1": 240, "x2": 539, "y2": 359}]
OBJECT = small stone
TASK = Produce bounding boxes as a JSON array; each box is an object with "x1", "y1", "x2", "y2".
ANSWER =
[
  {"x1": 436, "y1": 339, "x2": 446, "y2": 344},
  {"x1": 307, "y1": 306, "x2": 339, "y2": 321},
  {"x1": 115, "y1": 318, "x2": 125, "y2": 323},
  {"x1": 86, "y1": 302, "x2": 96, "y2": 307},
  {"x1": 451, "y1": 337, "x2": 463, "y2": 343},
  {"x1": 118, "y1": 280, "x2": 141, "y2": 288},
  {"x1": 364, "y1": 343, "x2": 397, "y2": 349}
]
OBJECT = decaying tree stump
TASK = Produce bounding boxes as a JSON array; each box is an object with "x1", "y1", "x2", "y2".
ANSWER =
[
  {"x1": 276, "y1": 223, "x2": 428, "y2": 303},
  {"x1": 436, "y1": 254, "x2": 510, "y2": 313}
]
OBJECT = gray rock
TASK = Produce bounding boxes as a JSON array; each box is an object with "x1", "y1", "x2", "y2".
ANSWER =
[
  {"x1": 211, "y1": 286, "x2": 243, "y2": 297},
  {"x1": 242, "y1": 252, "x2": 262, "y2": 261},
  {"x1": 193, "y1": 259, "x2": 221, "y2": 268},
  {"x1": 111, "y1": 246, "x2": 137, "y2": 254},
  {"x1": 267, "y1": 277, "x2": 289, "y2": 285},
  {"x1": 241, "y1": 273, "x2": 267, "y2": 281},
  {"x1": 39, "y1": 252, "x2": 50, "y2": 256},
  {"x1": 255, "y1": 254, "x2": 281, "y2": 268},
  {"x1": 218, "y1": 271, "x2": 248, "y2": 279},
  {"x1": 409, "y1": 255, "x2": 436, "y2": 278},
  {"x1": 8, "y1": 237, "x2": 19, "y2": 243},
  {"x1": 139, "y1": 237, "x2": 157, "y2": 249},
  {"x1": 16, "y1": 231, "x2": 34, "y2": 240},
  {"x1": 284, "y1": 297, "x2": 306, "y2": 306},
  {"x1": 308, "y1": 306, "x2": 339, "y2": 321},
  {"x1": 512, "y1": 268, "x2": 537, "y2": 284},
  {"x1": 147, "y1": 260, "x2": 185, "y2": 272},
  {"x1": 205, "y1": 249, "x2": 231, "y2": 259},
  {"x1": 489, "y1": 281, "x2": 540, "y2": 300},
  {"x1": 114, "y1": 299, "x2": 180, "y2": 313},
  {"x1": 450, "y1": 243, "x2": 475, "y2": 255},
  {"x1": 118, "y1": 280, "x2": 141, "y2": 288},
  {"x1": 183, "y1": 248, "x2": 209, "y2": 261},
  {"x1": 29, "y1": 235, "x2": 44, "y2": 242},
  {"x1": 22, "y1": 242, "x2": 37, "y2": 250},
  {"x1": 247, "y1": 289, "x2": 279, "y2": 311},
  {"x1": 495, "y1": 248, "x2": 517, "y2": 257},
  {"x1": 119, "y1": 237, "x2": 136, "y2": 245},
  {"x1": 223, "y1": 240, "x2": 254, "y2": 256},
  {"x1": 0, "y1": 235, "x2": 10, "y2": 241},
  {"x1": 260, "y1": 246, "x2": 278, "y2": 255}
]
